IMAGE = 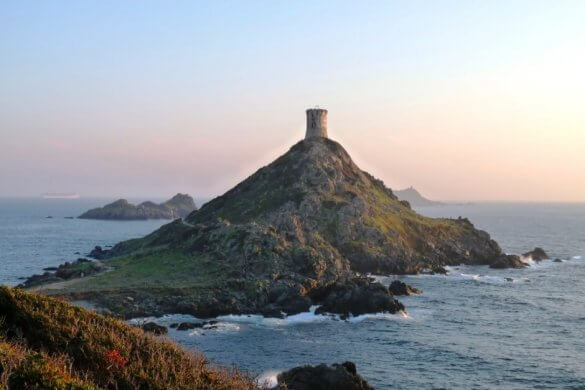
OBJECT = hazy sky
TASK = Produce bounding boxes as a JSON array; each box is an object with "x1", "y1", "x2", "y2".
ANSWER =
[{"x1": 1, "y1": 1, "x2": 584, "y2": 202}]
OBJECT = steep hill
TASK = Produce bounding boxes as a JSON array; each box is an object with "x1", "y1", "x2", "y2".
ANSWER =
[
  {"x1": 394, "y1": 186, "x2": 443, "y2": 207},
  {"x1": 31, "y1": 137, "x2": 514, "y2": 319},
  {"x1": 78, "y1": 193, "x2": 196, "y2": 220}
]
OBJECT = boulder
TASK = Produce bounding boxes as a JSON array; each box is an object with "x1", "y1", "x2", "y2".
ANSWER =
[
  {"x1": 431, "y1": 266, "x2": 448, "y2": 275},
  {"x1": 277, "y1": 361, "x2": 372, "y2": 390},
  {"x1": 278, "y1": 295, "x2": 312, "y2": 316},
  {"x1": 553, "y1": 258, "x2": 562, "y2": 263},
  {"x1": 16, "y1": 272, "x2": 63, "y2": 288},
  {"x1": 489, "y1": 254, "x2": 528, "y2": 269},
  {"x1": 175, "y1": 321, "x2": 218, "y2": 331},
  {"x1": 314, "y1": 278, "x2": 404, "y2": 318},
  {"x1": 522, "y1": 247, "x2": 549, "y2": 261},
  {"x1": 388, "y1": 280, "x2": 422, "y2": 295},
  {"x1": 88, "y1": 246, "x2": 108, "y2": 259},
  {"x1": 141, "y1": 322, "x2": 168, "y2": 335}
]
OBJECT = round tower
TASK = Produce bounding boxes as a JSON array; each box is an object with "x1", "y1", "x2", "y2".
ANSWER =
[{"x1": 305, "y1": 108, "x2": 328, "y2": 139}]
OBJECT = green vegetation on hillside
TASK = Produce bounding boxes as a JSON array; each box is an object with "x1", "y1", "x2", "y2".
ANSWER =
[{"x1": 0, "y1": 287, "x2": 256, "y2": 389}]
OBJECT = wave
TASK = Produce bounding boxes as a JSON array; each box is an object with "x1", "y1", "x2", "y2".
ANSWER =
[
  {"x1": 256, "y1": 370, "x2": 280, "y2": 388},
  {"x1": 455, "y1": 273, "x2": 530, "y2": 285},
  {"x1": 129, "y1": 305, "x2": 411, "y2": 334},
  {"x1": 187, "y1": 322, "x2": 241, "y2": 336},
  {"x1": 218, "y1": 305, "x2": 411, "y2": 325},
  {"x1": 372, "y1": 270, "x2": 529, "y2": 286},
  {"x1": 127, "y1": 315, "x2": 242, "y2": 336}
]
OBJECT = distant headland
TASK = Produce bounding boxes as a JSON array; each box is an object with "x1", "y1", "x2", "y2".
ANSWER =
[
  {"x1": 78, "y1": 193, "x2": 196, "y2": 220},
  {"x1": 394, "y1": 186, "x2": 443, "y2": 207}
]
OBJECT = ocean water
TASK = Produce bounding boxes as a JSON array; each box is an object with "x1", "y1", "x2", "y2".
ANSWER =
[
  {"x1": 0, "y1": 198, "x2": 168, "y2": 285},
  {"x1": 2, "y1": 200, "x2": 585, "y2": 389}
]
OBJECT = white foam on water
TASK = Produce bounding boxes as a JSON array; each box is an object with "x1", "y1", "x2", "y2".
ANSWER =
[
  {"x1": 256, "y1": 370, "x2": 280, "y2": 388},
  {"x1": 218, "y1": 306, "x2": 337, "y2": 326},
  {"x1": 187, "y1": 322, "x2": 241, "y2": 336},
  {"x1": 129, "y1": 305, "x2": 416, "y2": 332},
  {"x1": 520, "y1": 255, "x2": 536, "y2": 266},
  {"x1": 128, "y1": 314, "x2": 241, "y2": 336},
  {"x1": 214, "y1": 305, "x2": 410, "y2": 327},
  {"x1": 347, "y1": 309, "x2": 411, "y2": 323},
  {"x1": 443, "y1": 271, "x2": 530, "y2": 285}
]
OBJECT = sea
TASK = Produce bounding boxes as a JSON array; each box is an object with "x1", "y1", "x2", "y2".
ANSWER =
[{"x1": 1, "y1": 198, "x2": 584, "y2": 389}]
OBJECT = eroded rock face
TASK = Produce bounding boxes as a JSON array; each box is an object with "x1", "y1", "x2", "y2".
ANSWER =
[{"x1": 277, "y1": 361, "x2": 373, "y2": 390}]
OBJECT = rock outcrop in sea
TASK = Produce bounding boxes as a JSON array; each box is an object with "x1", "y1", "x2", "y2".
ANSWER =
[
  {"x1": 78, "y1": 193, "x2": 196, "y2": 220},
  {"x1": 276, "y1": 361, "x2": 372, "y2": 390}
]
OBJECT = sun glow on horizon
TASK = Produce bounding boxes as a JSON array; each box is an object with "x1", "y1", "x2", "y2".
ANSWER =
[{"x1": 1, "y1": 1, "x2": 584, "y2": 201}]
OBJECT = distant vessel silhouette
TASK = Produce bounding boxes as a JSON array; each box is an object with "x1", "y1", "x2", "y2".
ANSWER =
[{"x1": 41, "y1": 192, "x2": 80, "y2": 199}]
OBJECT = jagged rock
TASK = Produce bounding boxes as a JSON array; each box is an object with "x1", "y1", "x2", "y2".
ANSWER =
[
  {"x1": 489, "y1": 254, "x2": 528, "y2": 269},
  {"x1": 522, "y1": 247, "x2": 549, "y2": 261},
  {"x1": 314, "y1": 278, "x2": 404, "y2": 318},
  {"x1": 277, "y1": 361, "x2": 372, "y2": 390},
  {"x1": 431, "y1": 266, "x2": 448, "y2": 275},
  {"x1": 388, "y1": 280, "x2": 422, "y2": 295},
  {"x1": 88, "y1": 245, "x2": 108, "y2": 259},
  {"x1": 16, "y1": 272, "x2": 63, "y2": 288},
  {"x1": 141, "y1": 322, "x2": 168, "y2": 335},
  {"x1": 176, "y1": 322, "x2": 202, "y2": 331},
  {"x1": 175, "y1": 321, "x2": 218, "y2": 331},
  {"x1": 17, "y1": 258, "x2": 104, "y2": 288},
  {"x1": 78, "y1": 194, "x2": 196, "y2": 220}
]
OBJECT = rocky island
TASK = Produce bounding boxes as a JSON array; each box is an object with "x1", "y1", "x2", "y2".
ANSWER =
[
  {"x1": 394, "y1": 186, "x2": 443, "y2": 207},
  {"x1": 78, "y1": 193, "x2": 196, "y2": 220},
  {"x1": 29, "y1": 109, "x2": 536, "y2": 320}
]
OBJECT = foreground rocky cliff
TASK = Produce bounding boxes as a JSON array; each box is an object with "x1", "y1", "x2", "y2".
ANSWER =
[
  {"x1": 27, "y1": 137, "x2": 521, "y2": 319},
  {"x1": 78, "y1": 193, "x2": 196, "y2": 220}
]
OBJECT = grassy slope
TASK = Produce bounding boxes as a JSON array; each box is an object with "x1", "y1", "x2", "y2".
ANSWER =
[{"x1": 0, "y1": 287, "x2": 257, "y2": 390}]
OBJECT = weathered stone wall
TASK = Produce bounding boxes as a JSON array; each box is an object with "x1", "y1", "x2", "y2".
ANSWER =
[{"x1": 305, "y1": 108, "x2": 328, "y2": 139}]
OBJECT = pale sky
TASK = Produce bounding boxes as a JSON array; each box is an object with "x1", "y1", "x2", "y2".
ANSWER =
[{"x1": 1, "y1": 1, "x2": 584, "y2": 202}]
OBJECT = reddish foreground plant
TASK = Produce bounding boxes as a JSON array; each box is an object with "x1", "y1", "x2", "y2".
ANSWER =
[{"x1": 105, "y1": 349, "x2": 127, "y2": 369}]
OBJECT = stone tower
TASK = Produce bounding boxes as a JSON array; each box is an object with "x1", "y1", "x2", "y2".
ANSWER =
[{"x1": 305, "y1": 108, "x2": 328, "y2": 139}]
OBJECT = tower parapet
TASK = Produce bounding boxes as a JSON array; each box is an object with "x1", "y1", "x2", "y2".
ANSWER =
[{"x1": 305, "y1": 108, "x2": 328, "y2": 139}]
